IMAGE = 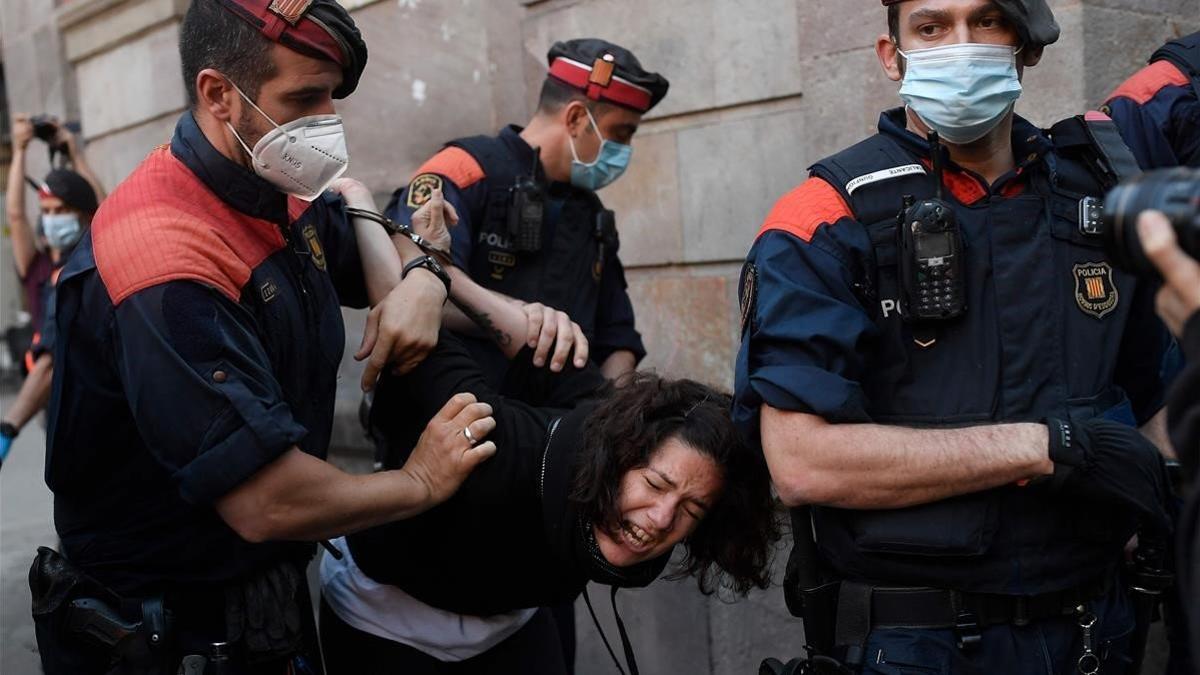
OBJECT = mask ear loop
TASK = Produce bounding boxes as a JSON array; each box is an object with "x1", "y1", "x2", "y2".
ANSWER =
[
  {"x1": 223, "y1": 78, "x2": 290, "y2": 167},
  {"x1": 568, "y1": 105, "x2": 607, "y2": 168}
]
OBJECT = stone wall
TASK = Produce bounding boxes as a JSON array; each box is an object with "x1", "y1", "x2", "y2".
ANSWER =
[{"x1": 3, "y1": 0, "x2": 1198, "y2": 672}]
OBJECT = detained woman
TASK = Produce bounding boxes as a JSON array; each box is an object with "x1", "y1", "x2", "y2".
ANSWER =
[{"x1": 317, "y1": 192, "x2": 780, "y2": 674}]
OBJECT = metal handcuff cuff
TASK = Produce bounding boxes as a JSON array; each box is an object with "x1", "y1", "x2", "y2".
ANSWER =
[{"x1": 344, "y1": 206, "x2": 452, "y2": 299}]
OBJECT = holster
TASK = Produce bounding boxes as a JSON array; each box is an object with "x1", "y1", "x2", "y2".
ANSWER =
[
  {"x1": 783, "y1": 507, "x2": 839, "y2": 657},
  {"x1": 30, "y1": 547, "x2": 172, "y2": 674}
]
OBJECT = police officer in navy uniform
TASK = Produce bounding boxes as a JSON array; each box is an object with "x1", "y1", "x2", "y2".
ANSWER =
[
  {"x1": 738, "y1": 1, "x2": 1178, "y2": 673},
  {"x1": 385, "y1": 39, "x2": 669, "y2": 384},
  {"x1": 32, "y1": 0, "x2": 499, "y2": 672},
  {"x1": 1104, "y1": 31, "x2": 1200, "y2": 169}
]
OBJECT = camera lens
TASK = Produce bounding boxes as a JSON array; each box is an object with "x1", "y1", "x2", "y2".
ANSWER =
[{"x1": 1102, "y1": 168, "x2": 1200, "y2": 278}]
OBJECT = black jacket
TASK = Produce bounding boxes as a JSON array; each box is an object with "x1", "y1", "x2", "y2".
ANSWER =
[
  {"x1": 348, "y1": 332, "x2": 670, "y2": 616},
  {"x1": 1168, "y1": 313, "x2": 1200, "y2": 663}
]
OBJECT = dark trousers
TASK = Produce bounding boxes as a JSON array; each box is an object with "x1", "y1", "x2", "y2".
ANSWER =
[
  {"x1": 858, "y1": 585, "x2": 1134, "y2": 674},
  {"x1": 319, "y1": 600, "x2": 568, "y2": 675}
]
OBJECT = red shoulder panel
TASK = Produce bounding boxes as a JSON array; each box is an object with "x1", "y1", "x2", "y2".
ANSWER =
[
  {"x1": 410, "y1": 147, "x2": 486, "y2": 189},
  {"x1": 1106, "y1": 60, "x2": 1190, "y2": 106},
  {"x1": 757, "y1": 178, "x2": 853, "y2": 243},
  {"x1": 92, "y1": 147, "x2": 286, "y2": 306}
]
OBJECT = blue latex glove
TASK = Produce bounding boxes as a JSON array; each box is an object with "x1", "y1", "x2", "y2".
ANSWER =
[{"x1": 0, "y1": 431, "x2": 12, "y2": 468}]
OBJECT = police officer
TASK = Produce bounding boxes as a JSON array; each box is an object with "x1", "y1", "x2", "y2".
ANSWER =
[
  {"x1": 737, "y1": 1, "x2": 1177, "y2": 673},
  {"x1": 32, "y1": 0, "x2": 497, "y2": 672},
  {"x1": 1104, "y1": 32, "x2": 1200, "y2": 169},
  {"x1": 385, "y1": 39, "x2": 669, "y2": 384},
  {"x1": 1, "y1": 113, "x2": 102, "y2": 468}
]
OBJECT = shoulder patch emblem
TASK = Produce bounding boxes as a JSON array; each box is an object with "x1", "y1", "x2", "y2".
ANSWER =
[
  {"x1": 302, "y1": 223, "x2": 327, "y2": 271},
  {"x1": 1073, "y1": 262, "x2": 1118, "y2": 319},
  {"x1": 740, "y1": 263, "x2": 758, "y2": 335},
  {"x1": 407, "y1": 174, "x2": 443, "y2": 209}
]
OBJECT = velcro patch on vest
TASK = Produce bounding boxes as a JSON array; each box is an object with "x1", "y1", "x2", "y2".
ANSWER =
[
  {"x1": 1073, "y1": 262, "x2": 1119, "y2": 319},
  {"x1": 406, "y1": 173, "x2": 443, "y2": 209},
  {"x1": 845, "y1": 164, "x2": 927, "y2": 195}
]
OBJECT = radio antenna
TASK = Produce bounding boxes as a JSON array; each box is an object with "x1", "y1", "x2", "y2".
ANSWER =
[{"x1": 928, "y1": 131, "x2": 944, "y2": 201}]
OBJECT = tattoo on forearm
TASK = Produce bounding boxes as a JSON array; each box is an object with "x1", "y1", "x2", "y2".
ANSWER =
[{"x1": 451, "y1": 299, "x2": 512, "y2": 347}]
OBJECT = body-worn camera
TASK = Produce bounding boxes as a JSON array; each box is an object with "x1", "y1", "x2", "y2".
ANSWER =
[
  {"x1": 1102, "y1": 167, "x2": 1200, "y2": 278},
  {"x1": 897, "y1": 132, "x2": 967, "y2": 322},
  {"x1": 507, "y1": 175, "x2": 545, "y2": 252}
]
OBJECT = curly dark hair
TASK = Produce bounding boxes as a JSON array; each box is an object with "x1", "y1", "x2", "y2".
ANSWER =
[{"x1": 570, "y1": 373, "x2": 780, "y2": 595}]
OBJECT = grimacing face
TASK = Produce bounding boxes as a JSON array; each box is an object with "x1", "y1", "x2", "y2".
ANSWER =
[{"x1": 593, "y1": 437, "x2": 725, "y2": 568}]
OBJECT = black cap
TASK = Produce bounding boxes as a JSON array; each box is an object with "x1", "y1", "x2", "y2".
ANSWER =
[
  {"x1": 994, "y1": 0, "x2": 1059, "y2": 48},
  {"x1": 547, "y1": 38, "x2": 669, "y2": 113},
  {"x1": 41, "y1": 169, "x2": 98, "y2": 215},
  {"x1": 215, "y1": 0, "x2": 368, "y2": 99}
]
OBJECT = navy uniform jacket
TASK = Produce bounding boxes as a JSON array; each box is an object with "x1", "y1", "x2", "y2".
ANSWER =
[
  {"x1": 1104, "y1": 36, "x2": 1200, "y2": 169},
  {"x1": 45, "y1": 112, "x2": 368, "y2": 595},
  {"x1": 384, "y1": 126, "x2": 645, "y2": 376},
  {"x1": 734, "y1": 109, "x2": 1176, "y2": 595}
]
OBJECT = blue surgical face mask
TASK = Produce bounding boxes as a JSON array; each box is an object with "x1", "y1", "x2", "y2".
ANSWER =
[
  {"x1": 897, "y1": 42, "x2": 1023, "y2": 145},
  {"x1": 42, "y1": 213, "x2": 83, "y2": 250},
  {"x1": 568, "y1": 108, "x2": 632, "y2": 191}
]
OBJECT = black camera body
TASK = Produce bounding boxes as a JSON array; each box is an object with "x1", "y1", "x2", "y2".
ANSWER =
[
  {"x1": 30, "y1": 115, "x2": 59, "y2": 143},
  {"x1": 1102, "y1": 167, "x2": 1200, "y2": 278}
]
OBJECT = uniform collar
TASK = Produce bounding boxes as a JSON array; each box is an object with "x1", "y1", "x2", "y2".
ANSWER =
[
  {"x1": 499, "y1": 124, "x2": 541, "y2": 176},
  {"x1": 877, "y1": 107, "x2": 1054, "y2": 203},
  {"x1": 170, "y1": 111, "x2": 290, "y2": 224},
  {"x1": 877, "y1": 107, "x2": 1053, "y2": 166}
]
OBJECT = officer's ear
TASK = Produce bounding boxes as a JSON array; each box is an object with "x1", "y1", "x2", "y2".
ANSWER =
[
  {"x1": 563, "y1": 100, "x2": 593, "y2": 138},
  {"x1": 876, "y1": 34, "x2": 904, "y2": 83},
  {"x1": 196, "y1": 68, "x2": 238, "y2": 123}
]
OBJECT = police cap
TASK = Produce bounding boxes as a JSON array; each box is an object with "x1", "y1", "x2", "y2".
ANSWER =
[
  {"x1": 882, "y1": 0, "x2": 1060, "y2": 48},
  {"x1": 214, "y1": 0, "x2": 368, "y2": 98},
  {"x1": 41, "y1": 169, "x2": 98, "y2": 215},
  {"x1": 547, "y1": 39, "x2": 670, "y2": 113}
]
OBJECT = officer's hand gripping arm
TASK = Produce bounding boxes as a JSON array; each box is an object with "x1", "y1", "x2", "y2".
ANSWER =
[{"x1": 216, "y1": 393, "x2": 496, "y2": 542}]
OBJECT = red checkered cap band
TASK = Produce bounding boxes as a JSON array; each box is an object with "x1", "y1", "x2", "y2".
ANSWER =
[
  {"x1": 219, "y1": 0, "x2": 348, "y2": 67},
  {"x1": 548, "y1": 57, "x2": 653, "y2": 112},
  {"x1": 37, "y1": 184, "x2": 55, "y2": 200}
]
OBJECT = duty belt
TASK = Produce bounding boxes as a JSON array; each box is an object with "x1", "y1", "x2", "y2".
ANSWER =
[
  {"x1": 833, "y1": 581, "x2": 1106, "y2": 666},
  {"x1": 868, "y1": 585, "x2": 1095, "y2": 629}
]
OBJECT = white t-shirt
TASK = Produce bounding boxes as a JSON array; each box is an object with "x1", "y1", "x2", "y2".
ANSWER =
[{"x1": 318, "y1": 538, "x2": 539, "y2": 662}]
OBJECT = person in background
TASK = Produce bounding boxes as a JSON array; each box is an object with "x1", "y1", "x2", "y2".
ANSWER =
[
  {"x1": 1, "y1": 114, "x2": 103, "y2": 468},
  {"x1": 1104, "y1": 32, "x2": 1200, "y2": 169}
]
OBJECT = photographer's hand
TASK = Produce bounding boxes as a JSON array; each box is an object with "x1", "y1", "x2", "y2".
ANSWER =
[
  {"x1": 1138, "y1": 210, "x2": 1200, "y2": 337},
  {"x1": 11, "y1": 114, "x2": 33, "y2": 150}
]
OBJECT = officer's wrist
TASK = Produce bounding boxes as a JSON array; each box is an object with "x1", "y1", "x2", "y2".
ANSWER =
[{"x1": 0, "y1": 422, "x2": 17, "y2": 439}]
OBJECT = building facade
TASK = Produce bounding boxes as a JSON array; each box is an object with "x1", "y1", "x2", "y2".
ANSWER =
[{"x1": 2, "y1": 0, "x2": 1196, "y2": 671}]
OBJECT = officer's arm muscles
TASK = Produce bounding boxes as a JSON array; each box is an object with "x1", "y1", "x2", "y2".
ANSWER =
[
  {"x1": 217, "y1": 391, "x2": 492, "y2": 543},
  {"x1": 761, "y1": 407, "x2": 1052, "y2": 509}
]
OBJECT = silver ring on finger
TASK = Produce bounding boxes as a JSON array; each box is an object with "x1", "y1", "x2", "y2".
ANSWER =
[{"x1": 462, "y1": 426, "x2": 479, "y2": 446}]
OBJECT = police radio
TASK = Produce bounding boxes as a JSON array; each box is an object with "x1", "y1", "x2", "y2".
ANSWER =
[
  {"x1": 897, "y1": 131, "x2": 966, "y2": 321},
  {"x1": 506, "y1": 148, "x2": 545, "y2": 252}
]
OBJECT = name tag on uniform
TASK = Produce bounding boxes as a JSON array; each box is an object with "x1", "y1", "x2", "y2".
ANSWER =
[{"x1": 846, "y1": 164, "x2": 927, "y2": 195}]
